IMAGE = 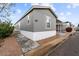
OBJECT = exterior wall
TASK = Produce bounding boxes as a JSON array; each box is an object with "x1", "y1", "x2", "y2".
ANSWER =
[
  {"x1": 16, "y1": 9, "x2": 56, "y2": 32},
  {"x1": 20, "y1": 30, "x2": 56, "y2": 41},
  {"x1": 62, "y1": 23, "x2": 68, "y2": 32},
  {"x1": 15, "y1": 8, "x2": 56, "y2": 41},
  {"x1": 56, "y1": 23, "x2": 66, "y2": 33},
  {"x1": 20, "y1": 12, "x2": 33, "y2": 32},
  {"x1": 15, "y1": 22, "x2": 20, "y2": 31},
  {"x1": 32, "y1": 9, "x2": 56, "y2": 32},
  {"x1": 56, "y1": 23, "x2": 62, "y2": 32}
]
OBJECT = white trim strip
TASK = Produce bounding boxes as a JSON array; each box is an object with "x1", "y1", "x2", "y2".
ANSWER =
[{"x1": 20, "y1": 30, "x2": 56, "y2": 41}]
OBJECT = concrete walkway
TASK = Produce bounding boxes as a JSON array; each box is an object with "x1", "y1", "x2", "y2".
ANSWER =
[
  {"x1": 16, "y1": 33, "x2": 39, "y2": 53},
  {"x1": 25, "y1": 32, "x2": 74, "y2": 56}
]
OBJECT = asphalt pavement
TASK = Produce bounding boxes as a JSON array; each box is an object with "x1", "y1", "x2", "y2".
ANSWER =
[{"x1": 48, "y1": 31, "x2": 79, "y2": 56}]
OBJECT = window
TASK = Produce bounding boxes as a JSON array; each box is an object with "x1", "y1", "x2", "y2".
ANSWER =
[
  {"x1": 46, "y1": 16, "x2": 51, "y2": 29},
  {"x1": 27, "y1": 15, "x2": 30, "y2": 24}
]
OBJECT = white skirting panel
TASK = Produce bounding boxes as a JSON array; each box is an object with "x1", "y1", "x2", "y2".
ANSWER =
[{"x1": 20, "y1": 30, "x2": 56, "y2": 41}]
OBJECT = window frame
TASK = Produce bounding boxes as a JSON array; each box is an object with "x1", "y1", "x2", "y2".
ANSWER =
[
  {"x1": 45, "y1": 16, "x2": 51, "y2": 29},
  {"x1": 27, "y1": 15, "x2": 30, "y2": 25}
]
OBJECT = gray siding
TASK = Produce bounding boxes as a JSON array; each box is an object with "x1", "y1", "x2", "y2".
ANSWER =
[
  {"x1": 16, "y1": 9, "x2": 56, "y2": 32},
  {"x1": 20, "y1": 12, "x2": 33, "y2": 31},
  {"x1": 32, "y1": 9, "x2": 56, "y2": 32},
  {"x1": 15, "y1": 22, "x2": 20, "y2": 30}
]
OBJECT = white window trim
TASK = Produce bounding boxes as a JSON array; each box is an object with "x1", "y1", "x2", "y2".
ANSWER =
[
  {"x1": 45, "y1": 16, "x2": 51, "y2": 29},
  {"x1": 27, "y1": 15, "x2": 30, "y2": 25},
  {"x1": 19, "y1": 22, "x2": 20, "y2": 30}
]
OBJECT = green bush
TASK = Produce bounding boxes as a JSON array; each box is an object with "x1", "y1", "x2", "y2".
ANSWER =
[{"x1": 0, "y1": 20, "x2": 14, "y2": 39}]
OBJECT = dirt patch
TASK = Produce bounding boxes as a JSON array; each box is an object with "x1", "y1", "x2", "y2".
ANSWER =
[
  {"x1": 0, "y1": 36, "x2": 22, "y2": 56},
  {"x1": 0, "y1": 39, "x2": 4, "y2": 47}
]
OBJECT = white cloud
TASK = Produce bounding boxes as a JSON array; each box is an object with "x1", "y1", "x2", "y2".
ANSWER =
[
  {"x1": 66, "y1": 12, "x2": 72, "y2": 15},
  {"x1": 69, "y1": 3, "x2": 79, "y2": 8},
  {"x1": 16, "y1": 9, "x2": 21, "y2": 14},
  {"x1": 39, "y1": 3, "x2": 51, "y2": 6},
  {"x1": 67, "y1": 5, "x2": 71, "y2": 9},
  {"x1": 31, "y1": 3, "x2": 56, "y2": 11},
  {"x1": 58, "y1": 16, "x2": 66, "y2": 21},
  {"x1": 31, "y1": 3, "x2": 40, "y2": 5},
  {"x1": 50, "y1": 4, "x2": 56, "y2": 12},
  {"x1": 24, "y1": 3, "x2": 27, "y2": 6},
  {"x1": 60, "y1": 12, "x2": 64, "y2": 16},
  {"x1": 66, "y1": 3, "x2": 79, "y2": 9}
]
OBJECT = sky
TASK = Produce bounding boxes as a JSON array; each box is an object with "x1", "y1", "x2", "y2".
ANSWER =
[{"x1": 9, "y1": 3, "x2": 79, "y2": 26}]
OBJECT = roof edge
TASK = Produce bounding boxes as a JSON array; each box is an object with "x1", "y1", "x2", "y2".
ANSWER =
[{"x1": 15, "y1": 5, "x2": 57, "y2": 25}]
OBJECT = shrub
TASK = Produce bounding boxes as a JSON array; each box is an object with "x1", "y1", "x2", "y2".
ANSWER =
[
  {"x1": 0, "y1": 20, "x2": 14, "y2": 39},
  {"x1": 66, "y1": 27, "x2": 72, "y2": 32}
]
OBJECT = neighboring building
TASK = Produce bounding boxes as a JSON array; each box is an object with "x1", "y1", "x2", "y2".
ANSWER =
[
  {"x1": 56, "y1": 19, "x2": 66, "y2": 33},
  {"x1": 56, "y1": 19, "x2": 63, "y2": 33},
  {"x1": 64, "y1": 21, "x2": 71, "y2": 27},
  {"x1": 76, "y1": 24, "x2": 79, "y2": 31},
  {"x1": 15, "y1": 5, "x2": 57, "y2": 41},
  {"x1": 70, "y1": 23, "x2": 76, "y2": 32},
  {"x1": 56, "y1": 20, "x2": 74, "y2": 33}
]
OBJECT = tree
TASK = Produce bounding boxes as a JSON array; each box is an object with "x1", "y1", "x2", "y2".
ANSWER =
[
  {"x1": 0, "y1": 20, "x2": 14, "y2": 39},
  {"x1": 0, "y1": 3, "x2": 15, "y2": 21},
  {"x1": 0, "y1": 3, "x2": 15, "y2": 39}
]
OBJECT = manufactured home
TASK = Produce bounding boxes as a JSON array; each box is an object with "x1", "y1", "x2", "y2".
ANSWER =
[
  {"x1": 56, "y1": 19, "x2": 63, "y2": 33},
  {"x1": 15, "y1": 5, "x2": 57, "y2": 41},
  {"x1": 56, "y1": 19, "x2": 67, "y2": 33}
]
